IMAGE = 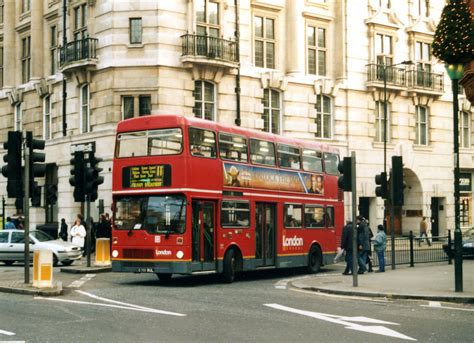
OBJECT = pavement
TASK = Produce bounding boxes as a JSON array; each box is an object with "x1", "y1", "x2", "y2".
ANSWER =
[{"x1": 1, "y1": 257, "x2": 473, "y2": 303}]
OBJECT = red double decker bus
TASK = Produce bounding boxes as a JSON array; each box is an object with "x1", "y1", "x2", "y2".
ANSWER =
[{"x1": 111, "y1": 114, "x2": 343, "y2": 282}]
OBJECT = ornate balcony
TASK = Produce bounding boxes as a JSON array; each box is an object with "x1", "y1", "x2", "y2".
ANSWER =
[
  {"x1": 366, "y1": 64, "x2": 408, "y2": 91},
  {"x1": 180, "y1": 34, "x2": 238, "y2": 69},
  {"x1": 406, "y1": 69, "x2": 444, "y2": 95},
  {"x1": 59, "y1": 38, "x2": 98, "y2": 73}
]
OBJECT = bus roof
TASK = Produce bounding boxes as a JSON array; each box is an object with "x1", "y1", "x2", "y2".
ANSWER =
[{"x1": 117, "y1": 114, "x2": 339, "y2": 154}]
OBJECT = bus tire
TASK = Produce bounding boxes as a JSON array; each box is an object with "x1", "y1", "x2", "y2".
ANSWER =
[
  {"x1": 307, "y1": 245, "x2": 322, "y2": 274},
  {"x1": 222, "y1": 249, "x2": 236, "y2": 283},
  {"x1": 156, "y1": 273, "x2": 173, "y2": 281}
]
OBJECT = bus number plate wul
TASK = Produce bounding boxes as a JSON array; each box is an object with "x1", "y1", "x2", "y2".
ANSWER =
[{"x1": 122, "y1": 165, "x2": 171, "y2": 188}]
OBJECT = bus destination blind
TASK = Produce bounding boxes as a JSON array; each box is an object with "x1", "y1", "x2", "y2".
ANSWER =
[{"x1": 122, "y1": 165, "x2": 171, "y2": 188}]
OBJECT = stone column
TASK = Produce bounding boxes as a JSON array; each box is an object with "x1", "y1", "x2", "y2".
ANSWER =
[
  {"x1": 285, "y1": 0, "x2": 304, "y2": 75},
  {"x1": 30, "y1": 0, "x2": 44, "y2": 79},
  {"x1": 3, "y1": 0, "x2": 16, "y2": 87}
]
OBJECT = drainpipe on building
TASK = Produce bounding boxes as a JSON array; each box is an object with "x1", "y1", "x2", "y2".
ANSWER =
[
  {"x1": 62, "y1": 0, "x2": 68, "y2": 136},
  {"x1": 234, "y1": 0, "x2": 241, "y2": 127}
]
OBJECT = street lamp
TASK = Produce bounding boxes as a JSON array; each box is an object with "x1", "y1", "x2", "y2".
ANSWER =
[
  {"x1": 381, "y1": 60, "x2": 413, "y2": 270},
  {"x1": 446, "y1": 63, "x2": 464, "y2": 292}
]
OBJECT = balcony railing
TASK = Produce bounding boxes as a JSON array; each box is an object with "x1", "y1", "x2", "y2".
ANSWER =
[
  {"x1": 406, "y1": 70, "x2": 444, "y2": 92},
  {"x1": 366, "y1": 64, "x2": 407, "y2": 87},
  {"x1": 59, "y1": 38, "x2": 98, "y2": 68},
  {"x1": 181, "y1": 34, "x2": 238, "y2": 64}
]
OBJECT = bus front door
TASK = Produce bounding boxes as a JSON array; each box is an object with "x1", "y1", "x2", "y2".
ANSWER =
[
  {"x1": 192, "y1": 200, "x2": 216, "y2": 271},
  {"x1": 255, "y1": 203, "x2": 276, "y2": 267}
]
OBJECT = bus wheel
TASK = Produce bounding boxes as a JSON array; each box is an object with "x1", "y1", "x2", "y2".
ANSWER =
[
  {"x1": 307, "y1": 245, "x2": 322, "y2": 274},
  {"x1": 156, "y1": 273, "x2": 173, "y2": 281},
  {"x1": 222, "y1": 249, "x2": 236, "y2": 283}
]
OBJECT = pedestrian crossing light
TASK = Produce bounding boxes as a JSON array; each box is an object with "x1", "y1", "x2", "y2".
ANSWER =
[
  {"x1": 337, "y1": 157, "x2": 352, "y2": 192},
  {"x1": 69, "y1": 151, "x2": 85, "y2": 202},
  {"x1": 26, "y1": 132, "x2": 46, "y2": 195},
  {"x1": 375, "y1": 172, "x2": 388, "y2": 199},
  {"x1": 2, "y1": 131, "x2": 23, "y2": 198},
  {"x1": 392, "y1": 156, "x2": 404, "y2": 206}
]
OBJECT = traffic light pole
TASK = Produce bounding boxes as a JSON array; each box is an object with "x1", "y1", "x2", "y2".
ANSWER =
[
  {"x1": 351, "y1": 152, "x2": 358, "y2": 287},
  {"x1": 390, "y1": 174, "x2": 396, "y2": 270},
  {"x1": 86, "y1": 195, "x2": 91, "y2": 267},
  {"x1": 23, "y1": 133, "x2": 30, "y2": 284}
]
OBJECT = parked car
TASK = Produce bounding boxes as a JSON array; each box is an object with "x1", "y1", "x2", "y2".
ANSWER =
[
  {"x1": 0, "y1": 229, "x2": 83, "y2": 266},
  {"x1": 442, "y1": 228, "x2": 474, "y2": 258}
]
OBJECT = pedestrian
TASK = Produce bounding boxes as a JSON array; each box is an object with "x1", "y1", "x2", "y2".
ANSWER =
[
  {"x1": 104, "y1": 212, "x2": 111, "y2": 225},
  {"x1": 356, "y1": 215, "x2": 370, "y2": 274},
  {"x1": 18, "y1": 217, "x2": 25, "y2": 230},
  {"x1": 4, "y1": 217, "x2": 16, "y2": 230},
  {"x1": 96, "y1": 214, "x2": 112, "y2": 239},
  {"x1": 59, "y1": 218, "x2": 68, "y2": 241},
  {"x1": 341, "y1": 221, "x2": 353, "y2": 275},
  {"x1": 70, "y1": 218, "x2": 86, "y2": 250},
  {"x1": 363, "y1": 218, "x2": 374, "y2": 272},
  {"x1": 373, "y1": 224, "x2": 387, "y2": 272},
  {"x1": 419, "y1": 216, "x2": 431, "y2": 246}
]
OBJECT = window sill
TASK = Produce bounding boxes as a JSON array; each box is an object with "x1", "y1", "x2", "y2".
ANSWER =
[
  {"x1": 372, "y1": 141, "x2": 395, "y2": 149},
  {"x1": 413, "y1": 144, "x2": 433, "y2": 152},
  {"x1": 127, "y1": 43, "x2": 144, "y2": 49}
]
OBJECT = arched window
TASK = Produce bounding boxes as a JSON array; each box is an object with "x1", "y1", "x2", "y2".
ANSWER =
[
  {"x1": 193, "y1": 80, "x2": 215, "y2": 121},
  {"x1": 262, "y1": 88, "x2": 281, "y2": 134},
  {"x1": 315, "y1": 94, "x2": 332, "y2": 139}
]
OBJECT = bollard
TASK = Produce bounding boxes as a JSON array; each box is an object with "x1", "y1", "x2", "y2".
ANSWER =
[
  {"x1": 33, "y1": 249, "x2": 53, "y2": 288},
  {"x1": 95, "y1": 238, "x2": 111, "y2": 266}
]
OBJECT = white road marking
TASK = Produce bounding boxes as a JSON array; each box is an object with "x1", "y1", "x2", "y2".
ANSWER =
[
  {"x1": 264, "y1": 303, "x2": 416, "y2": 341},
  {"x1": 76, "y1": 290, "x2": 168, "y2": 312},
  {"x1": 0, "y1": 329, "x2": 15, "y2": 336},
  {"x1": 67, "y1": 274, "x2": 96, "y2": 288},
  {"x1": 421, "y1": 303, "x2": 474, "y2": 312},
  {"x1": 34, "y1": 295, "x2": 186, "y2": 317},
  {"x1": 428, "y1": 301, "x2": 441, "y2": 307}
]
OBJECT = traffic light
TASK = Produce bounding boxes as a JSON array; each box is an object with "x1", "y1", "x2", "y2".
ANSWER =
[
  {"x1": 375, "y1": 172, "x2": 388, "y2": 199},
  {"x1": 31, "y1": 182, "x2": 41, "y2": 207},
  {"x1": 392, "y1": 156, "x2": 404, "y2": 206},
  {"x1": 337, "y1": 157, "x2": 352, "y2": 192},
  {"x1": 46, "y1": 184, "x2": 58, "y2": 205},
  {"x1": 88, "y1": 152, "x2": 104, "y2": 202},
  {"x1": 70, "y1": 151, "x2": 85, "y2": 202},
  {"x1": 26, "y1": 131, "x2": 46, "y2": 194},
  {"x1": 2, "y1": 131, "x2": 23, "y2": 198}
]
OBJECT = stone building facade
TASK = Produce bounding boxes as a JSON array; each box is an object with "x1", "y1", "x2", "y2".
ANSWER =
[{"x1": 0, "y1": 0, "x2": 472, "y2": 235}]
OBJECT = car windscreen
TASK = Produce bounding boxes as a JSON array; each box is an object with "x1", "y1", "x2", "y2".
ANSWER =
[
  {"x1": 115, "y1": 195, "x2": 186, "y2": 234},
  {"x1": 31, "y1": 230, "x2": 54, "y2": 242}
]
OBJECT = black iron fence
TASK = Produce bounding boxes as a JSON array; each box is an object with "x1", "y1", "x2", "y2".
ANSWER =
[
  {"x1": 371, "y1": 231, "x2": 449, "y2": 267},
  {"x1": 366, "y1": 64, "x2": 407, "y2": 87},
  {"x1": 181, "y1": 34, "x2": 238, "y2": 63},
  {"x1": 406, "y1": 69, "x2": 444, "y2": 92},
  {"x1": 60, "y1": 38, "x2": 98, "y2": 67}
]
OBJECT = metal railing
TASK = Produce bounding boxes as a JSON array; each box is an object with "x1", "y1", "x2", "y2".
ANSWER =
[
  {"x1": 181, "y1": 34, "x2": 238, "y2": 63},
  {"x1": 366, "y1": 64, "x2": 407, "y2": 87},
  {"x1": 371, "y1": 231, "x2": 449, "y2": 267},
  {"x1": 59, "y1": 38, "x2": 98, "y2": 67},
  {"x1": 406, "y1": 70, "x2": 444, "y2": 92}
]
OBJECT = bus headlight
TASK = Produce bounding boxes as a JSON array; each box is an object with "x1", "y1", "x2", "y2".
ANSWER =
[
  {"x1": 176, "y1": 250, "x2": 184, "y2": 259},
  {"x1": 112, "y1": 250, "x2": 119, "y2": 258}
]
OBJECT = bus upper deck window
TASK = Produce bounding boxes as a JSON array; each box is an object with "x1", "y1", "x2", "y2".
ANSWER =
[
  {"x1": 324, "y1": 153, "x2": 339, "y2": 174},
  {"x1": 189, "y1": 127, "x2": 216, "y2": 158},
  {"x1": 219, "y1": 133, "x2": 248, "y2": 162},
  {"x1": 302, "y1": 149, "x2": 323, "y2": 173},
  {"x1": 250, "y1": 139, "x2": 275, "y2": 166}
]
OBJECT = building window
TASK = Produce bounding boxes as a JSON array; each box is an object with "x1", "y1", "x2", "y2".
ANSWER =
[
  {"x1": 307, "y1": 26, "x2": 326, "y2": 76},
  {"x1": 21, "y1": 36, "x2": 31, "y2": 84},
  {"x1": 193, "y1": 81, "x2": 215, "y2": 121},
  {"x1": 254, "y1": 15, "x2": 275, "y2": 69},
  {"x1": 14, "y1": 104, "x2": 22, "y2": 131},
  {"x1": 375, "y1": 33, "x2": 393, "y2": 66},
  {"x1": 315, "y1": 94, "x2": 332, "y2": 139},
  {"x1": 196, "y1": 0, "x2": 220, "y2": 37},
  {"x1": 415, "y1": 41, "x2": 432, "y2": 87},
  {"x1": 22, "y1": 0, "x2": 30, "y2": 13},
  {"x1": 262, "y1": 89, "x2": 281, "y2": 134},
  {"x1": 129, "y1": 18, "x2": 142, "y2": 44},
  {"x1": 122, "y1": 96, "x2": 134, "y2": 120},
  {"x1": 0, "y1": 47, "x2": 3, "y2": 88},
  {"x1": 375, "y1": 101, "x2": 390, "y2": 143},
  {"x1": 461, "y1": 111, "x2": 471, "y2": 149},
  {"x1": 44, "y1": 96, "x2": 52, "y2": 140},
  {"x1": 139, "y1": 95, "x2": 151, "y2": 116},
  {"x1": 415, "y1": 105, "x2": 428, "y2": 145},
  {"x1": 50, "y1": 26, "x2": 57, "y2": 75},
  {"x1": 80, "y1": 84, "x2": 90, "y2": 133},
  {"x1": 74, "y1": 4, "x2": 88, "y2": 41},
  {"x1": 0, "y1": 1, "x2": 4, "y2": 24}
]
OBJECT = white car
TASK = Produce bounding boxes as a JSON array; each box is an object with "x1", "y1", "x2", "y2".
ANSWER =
[{"x1": 0, "y1": 229, "x2": 83, "y2": 266}]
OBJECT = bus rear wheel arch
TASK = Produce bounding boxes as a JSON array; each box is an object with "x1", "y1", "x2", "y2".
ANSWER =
[
  {"x1": 222, "y1": 247, "x2": 242, "y2": 283},
  {"x1": 307, "y1": 244, "x2": 322, "y2": 274}
]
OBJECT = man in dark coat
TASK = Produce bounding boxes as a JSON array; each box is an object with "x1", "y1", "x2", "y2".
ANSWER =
[
  {"x1": 59, "y1": 218, "x2": 68, "y2": 241},
  {"x1": 357, "y1": 215, "x2": 370, "y2": 274},
  {"x1": 341, "y1": 221, "x2": 353, "y2": 275}
]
